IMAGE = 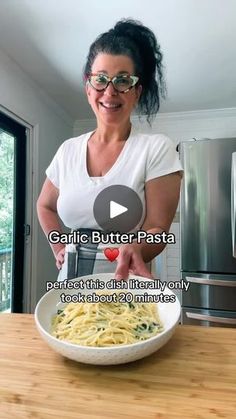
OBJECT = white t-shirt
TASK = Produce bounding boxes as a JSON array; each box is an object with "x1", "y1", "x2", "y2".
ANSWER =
[{"x1": 46, "y1": 126, "x2": 182, "y2": 231}]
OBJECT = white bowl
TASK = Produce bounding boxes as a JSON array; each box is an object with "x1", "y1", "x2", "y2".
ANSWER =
[{"x1": 35, "y1": 273, "x2": 181, "y2": 365}]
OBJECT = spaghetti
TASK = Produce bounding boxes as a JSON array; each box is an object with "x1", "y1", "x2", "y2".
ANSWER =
[{"x1": 52, "y1": 293, "x2": 164, "y2": 347}]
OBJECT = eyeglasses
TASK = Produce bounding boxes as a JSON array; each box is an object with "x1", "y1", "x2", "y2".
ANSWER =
[{"x1": 86, "y1": 73, "x2": 139, "y2": 93}]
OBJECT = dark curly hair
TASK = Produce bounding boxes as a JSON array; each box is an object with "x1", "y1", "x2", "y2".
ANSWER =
[{"x1": 84, "y1": 19, "x2": 166, "y2": 124}]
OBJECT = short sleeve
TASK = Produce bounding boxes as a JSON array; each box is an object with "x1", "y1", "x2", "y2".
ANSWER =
[
  {"x1": 146, "y1": 134, "x2": 183, "y2": 182},
  {"x1": 45, "y1": 143, "x2": 64, "y2": 188}
]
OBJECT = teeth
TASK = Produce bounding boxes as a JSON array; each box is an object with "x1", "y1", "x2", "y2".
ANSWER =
[{"x1": 101, "y1": 103, "x2": 121, "y2": 108}]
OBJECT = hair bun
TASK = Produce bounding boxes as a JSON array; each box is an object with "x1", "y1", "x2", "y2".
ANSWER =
[{"x1": 113, "y1": 19, "x2": 160, "y2": 76}]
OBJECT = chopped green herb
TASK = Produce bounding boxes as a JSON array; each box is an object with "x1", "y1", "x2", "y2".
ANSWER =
[
  {"x1": 57, "y1": 309, "x2": 64, "y2": 315},
  {"x1": 134, "y1": 323, "x2": 148, "y2": 333}
]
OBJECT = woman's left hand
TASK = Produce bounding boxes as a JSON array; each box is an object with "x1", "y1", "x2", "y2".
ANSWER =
[{"x1": 115, "y1": 244, "x2": 153, "y2": 280}]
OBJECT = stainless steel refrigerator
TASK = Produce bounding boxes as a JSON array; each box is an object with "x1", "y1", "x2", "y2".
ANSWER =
[{"x1": 180, "y1": 138, "x2": 236, "y2": 327}]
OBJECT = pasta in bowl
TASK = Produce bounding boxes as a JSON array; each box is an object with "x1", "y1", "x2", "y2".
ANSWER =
[
  {"x1": 52, "y1": 296, "x2": 164, "y2": 347},
  {"x1": 35, "y1": 273, "x2": 181, "y2": 365}
]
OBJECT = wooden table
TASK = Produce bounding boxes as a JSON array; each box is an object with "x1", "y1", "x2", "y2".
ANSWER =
[{"x1": 0, "y1": 314, "x2": 235, "y2": 419}]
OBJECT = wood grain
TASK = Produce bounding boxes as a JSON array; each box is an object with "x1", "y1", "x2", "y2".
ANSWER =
[{"x1": 0, "y1": 314, "x2": 235, "y2": 419}]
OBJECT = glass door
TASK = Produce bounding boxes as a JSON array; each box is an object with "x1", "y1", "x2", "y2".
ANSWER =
[{"x1": 0, "y1": 111, "x2": 26, "y2": 312}]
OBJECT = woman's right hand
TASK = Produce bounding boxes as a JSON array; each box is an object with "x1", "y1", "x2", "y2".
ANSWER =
[{"x1": 55, "y1": 247, "x2": 66, "y2": 270}]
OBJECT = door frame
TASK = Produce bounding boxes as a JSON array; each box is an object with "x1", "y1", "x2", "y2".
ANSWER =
[{"x1": 0, "y1": 105, "x2": 36, "y2": 313}]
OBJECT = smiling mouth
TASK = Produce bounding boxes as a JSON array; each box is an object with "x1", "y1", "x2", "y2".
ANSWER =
[{"x1": 99, "y1": 102, "x2": 122, "y2": 109}]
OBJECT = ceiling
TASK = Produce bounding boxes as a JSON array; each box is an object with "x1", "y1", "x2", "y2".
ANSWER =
[{"x1": 0, "y1": 0, "x2": 236, "y2": 120}]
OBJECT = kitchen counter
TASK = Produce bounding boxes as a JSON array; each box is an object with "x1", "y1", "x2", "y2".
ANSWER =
[{"x1": 0, "y1": 314, "x2": 235, "y2": 419}]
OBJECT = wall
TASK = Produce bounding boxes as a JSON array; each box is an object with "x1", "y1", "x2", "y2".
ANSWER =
[
  {"x1": 74, "y1": 107, "x2": 236, "y2": 139},
  {"x1": 74, "y1": 107, "x2": 236, "y2": 299},
  {"x1": 0, "y1": 47, "x2": 73, "y2": 310}
]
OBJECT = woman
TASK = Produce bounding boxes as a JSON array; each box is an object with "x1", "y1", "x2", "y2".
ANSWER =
[{"x1": 37, "y1": 19, "x2": 182, "y2": 281}]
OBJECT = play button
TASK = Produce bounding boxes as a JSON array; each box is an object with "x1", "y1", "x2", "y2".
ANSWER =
[
  {"x1": 93, "y1": 185, "x2": 143, "y2": 233},
  {"x1": 110, "y1": 201, "x2": 128, "y2": 219}
]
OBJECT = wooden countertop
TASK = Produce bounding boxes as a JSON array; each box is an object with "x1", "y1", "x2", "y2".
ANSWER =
[{"x1": 0, "y1": 314, "x2": 235, "y2": 419}]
